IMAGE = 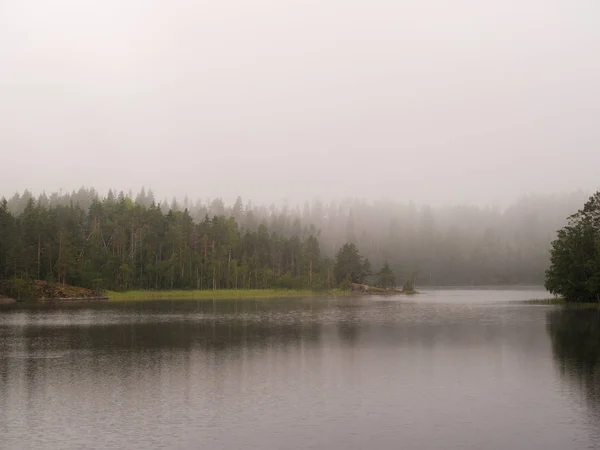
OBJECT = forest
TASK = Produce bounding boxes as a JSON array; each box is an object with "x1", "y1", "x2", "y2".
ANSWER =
[
  {"x1": 0, "y1": 196, "x2": 327, "y2": 294},
  {"x1": 0, "y1": 187, "x2": 588, "y2": 294}
]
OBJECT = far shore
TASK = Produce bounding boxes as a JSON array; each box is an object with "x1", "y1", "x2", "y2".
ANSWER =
[
  {"x1": 1, "y1": 282, "x2": 419, "y2": 304},
  {"x1": 106, "y1": 286, "x2": 422, "y2": 301},
  {"x1": 106, "y1": 289, "x2": 342, "y2": 301}
]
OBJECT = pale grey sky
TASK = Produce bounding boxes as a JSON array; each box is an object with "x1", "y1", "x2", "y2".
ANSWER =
[{"x1": 1, "y1": 0, "x2": 599, "y2": 206}]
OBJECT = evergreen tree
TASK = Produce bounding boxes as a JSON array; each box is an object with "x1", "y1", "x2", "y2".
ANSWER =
[
  {"x1": 334, "y1": 243, "x2": 366, "y2": 285},
  {"x1": 376, "y1": 261, "x2": 396, "y2": 289},
  {"x1": 362, "y1": 258, "x2": 373, "y2": 281}
]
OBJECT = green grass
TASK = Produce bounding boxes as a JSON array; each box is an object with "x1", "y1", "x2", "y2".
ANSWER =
[
  {"x1": 106, "y1": 288, "x2": 333, "y2": 301},
  {"x1": 105, "y1": 287, "x2": 421, "y2": 301}
]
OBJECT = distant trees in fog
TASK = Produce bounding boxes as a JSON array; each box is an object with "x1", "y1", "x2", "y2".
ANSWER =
[{"x1": 2, "y1": 187, "x2": 588, "y2": 288}]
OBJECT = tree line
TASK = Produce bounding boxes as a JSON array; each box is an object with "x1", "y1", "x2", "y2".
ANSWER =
[
  {"x1": 0, "y1": 194, "x2": 397, "y2": 295},
  {"x1": 4, "y1": 187, "x2": 587, "y2": 287}
]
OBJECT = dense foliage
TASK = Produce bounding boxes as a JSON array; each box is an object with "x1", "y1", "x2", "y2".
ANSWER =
[
  {"x1": 333, "y1": 243, "x2": 371, "y2": 285},
  {"x1": 3, "y1": 187, "x2": 587, "y2": 287},
  {"x1": 376, "y1": 262, "x2": 396, "y2": 289},
  {"x1": 0, "y1": 196, "x2": 333, "y2": 292},
  {"x1": 545, "y1": 192, "x2": 600, "y2": 302}
]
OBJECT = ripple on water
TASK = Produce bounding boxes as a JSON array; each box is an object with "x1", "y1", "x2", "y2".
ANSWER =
[{"x1": 5, "y1": 351, "x2": 71, "y2": 359}]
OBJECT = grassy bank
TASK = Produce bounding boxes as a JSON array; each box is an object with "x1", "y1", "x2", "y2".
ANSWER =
[
  {"x1": 106, "y1": 289, "x2": 332, "y2": 301},
  {"x1": 105, "y1": 287, "x2": 420, "y2": 301}
]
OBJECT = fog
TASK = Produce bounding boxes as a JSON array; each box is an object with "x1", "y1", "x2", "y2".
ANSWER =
[
  {"x1": 1, "y1": 187, "x2": 589, "y2": 286},
  {"x1": 1, "y1": 0, "x2": 600, "y2": 205}
]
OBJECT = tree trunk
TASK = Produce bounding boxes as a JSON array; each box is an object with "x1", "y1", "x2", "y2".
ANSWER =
[
  {"x1": 37, "y1": 235, "x2": 41, "y2": 280},
  {"x1": 58, "y1": 232, "x2": 62, "y2": 285}
]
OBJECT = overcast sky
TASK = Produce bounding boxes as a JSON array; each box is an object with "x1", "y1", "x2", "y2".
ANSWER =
[{"x1": 1, "y1": 0, "x2": 599, "y2": 206}]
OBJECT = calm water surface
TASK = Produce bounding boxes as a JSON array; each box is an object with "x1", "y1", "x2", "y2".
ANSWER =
[{"x1": 1, "y1": 289, "x2": 599, "y2": 449}]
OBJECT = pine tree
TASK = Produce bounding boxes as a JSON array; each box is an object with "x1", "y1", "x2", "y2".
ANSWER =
[{"x1": 376, "y1": 261, "x2": 396, "y2": 289}]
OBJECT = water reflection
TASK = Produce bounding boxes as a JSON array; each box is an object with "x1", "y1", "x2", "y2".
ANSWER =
[
  {"x1": 2, "y1": 294, "x2": 599, "y2": 450},
  {"x1": 547, "y1": 308, "x2": 600, "y2": 427}
]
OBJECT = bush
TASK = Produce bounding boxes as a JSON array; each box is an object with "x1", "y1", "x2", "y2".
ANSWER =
[
  {"x1": 1, "y1": 277, "x2": 37, "y2": 302},
  {"x1": 340, "y1": 274, "x2": 352, "y2": 291},
  {"x1": 403, "y1": 274, "x2": 416, "y2": 292},
  {"x1": 276, "y1": 272, "x2": 304, "y2": 290}
]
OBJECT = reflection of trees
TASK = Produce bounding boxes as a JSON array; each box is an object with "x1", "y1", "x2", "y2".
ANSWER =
[
  {"x1": 0, "y1": 298, "x2": 330, "y2": 353},
  {"x1": 0, "y1": 300, "x2": 330, "y2": 397},
  {"x1": 547, "y1": 308, "x2": 600, "y2": 424},
  {"x1": 28, "y1": 316, "x2": 324, "y2": 352},
  {"x1": 336, "y1": 303, "x2": 363, "y2": 346}
]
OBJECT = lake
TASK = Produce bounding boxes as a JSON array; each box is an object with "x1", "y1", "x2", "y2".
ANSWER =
[{"x1": 1, "y1": 289, "x2": 599, "y2": 450}]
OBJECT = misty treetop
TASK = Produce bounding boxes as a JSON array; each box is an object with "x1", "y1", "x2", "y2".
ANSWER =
[
  {"x1": 3, "y1": 187, "x2": 586, "y2": 286},
  {"x1": 545, "y1": 192, "x2": 600, "y2": 302}
]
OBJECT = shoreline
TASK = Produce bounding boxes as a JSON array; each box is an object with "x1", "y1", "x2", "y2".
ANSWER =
[
  {"x1": 38, "y1": 296, "x2": 109, "y2": 303},
  {"x1": 106, "y1": 289, "x2": 339, "y2": 301},
  {"x1": 106, "y1": 287, "x2": 420, "y2": 301}
]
